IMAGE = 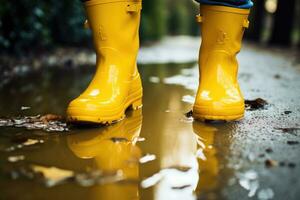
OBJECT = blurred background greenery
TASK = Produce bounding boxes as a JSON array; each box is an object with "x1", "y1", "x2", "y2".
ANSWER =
[{"x1": 0, "y1": 0, "x2": 299, "y2": 55}]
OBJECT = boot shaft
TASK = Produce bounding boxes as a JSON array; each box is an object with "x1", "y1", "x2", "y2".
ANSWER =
[
  {"x1": 84, "y1": 0, "x2": 142, "y2": 56},
  {"x1": 197, "y1": 5, "x2": 250, "y2": 83},
  {"x1": 198, "y1": 5, "x2": 250, "y2": 55},
  {"x1": 192, "y1": 5, "x2": 250, "y2": 121}
]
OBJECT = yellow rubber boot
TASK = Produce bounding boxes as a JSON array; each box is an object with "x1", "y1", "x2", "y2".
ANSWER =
[
  {"x1": 67, "y1": 110, "x2": 142, "y2": 199},
  {"x1": 193, "y1": 5, "x2": 250, "y2": 121},
  {"x1": 67, "y1": 0, "x2": 143, "y2": 124},
  {"x1": 192, "y1": 122, "x2": 219, "y2": 194}
]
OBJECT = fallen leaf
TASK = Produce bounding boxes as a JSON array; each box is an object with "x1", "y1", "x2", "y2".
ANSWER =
[
  {"x1": 8, "y1": 155, "x2": 25, "y2": 162},
  {"x1": 139, "y1": 154, "x2": 156, "y2": 164},
  {"x1": 265, "y1": 159, "x2": 278, "y2": 168},
  {"x1": 245, "y1": 98, "x2": 268, "y2": 111},
  {"x1": 31, "y1": 165, "x2": 74, "y2": 187},
  {"x1": 287, "y1": 141, "x2": 299, "y2": 145}
]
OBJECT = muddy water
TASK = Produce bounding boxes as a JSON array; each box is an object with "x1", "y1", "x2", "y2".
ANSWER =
[
  {"x1": 1, "y1": 43, "x2": 300, "y2": 200},
  {"x1": 0, "y1": 63, "x2": 233, "y2": 200}
]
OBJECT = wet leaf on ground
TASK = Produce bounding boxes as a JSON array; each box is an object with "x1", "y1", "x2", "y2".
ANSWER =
[
  {"x1": 273, "y1": 74, "x2": 281, "y2": 79},
  {"x1": 40, "y1": 114, "x2": 63, "y2": 123},
  {"x1": 265, "y1": 148, "x2": 273, "y2": 153},
  {"x1": 275, "y1": 127, "x2": 300, "y2": 135},
  {"x1": 245, "y1": 98, "x2": 268, "y2": 111},
  {"x1": 283, "y1": 111, "x2": 292, "y2": 115},
  {"x1": 185, "y1": 110, "x2": 193, "y2": 118},
  {"x1": 265, "y1": 159, "x2": 278, "y2": 168},
  {"x1": 3, "y1": 163, "x2": 125, "y2": 187},
  {"x1": 279, "y1": 161, "x2": 296, "y2": 168},
  {"x1": 287, "y1": 162, "x2": 296, "y2": 168},
  {"x1": 0, "y1": 114, "x2": 68, "y2": 132},
  {"x1": 31, "y1": 165, "x2": 74, "y2": 187},
  {"x1": 287, "y1": 140, "x2": 299, "y2": 145}
]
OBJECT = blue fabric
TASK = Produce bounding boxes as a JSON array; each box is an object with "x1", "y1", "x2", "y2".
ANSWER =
[{"x1": 196, "y1": 0, "x2": 253, "y2": 9}]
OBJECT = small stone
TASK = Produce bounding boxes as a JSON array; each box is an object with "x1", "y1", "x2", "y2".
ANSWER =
[
  {"x1": 8, "y1": 155, "x2": 25, "y2": 162},
  {"x1": 265, "y1": 148, "x2": 273, "y2": 153},
  {"x1": 287, "y1": 141, "x2": 299, "y2": 145},
  {"x1": 274, "y1": 74, "x2": 281, "y2": 79},
  {"x1": 258, "y1": 154, "x2": 265, "y2": 158},
  {"x1": 288, "y1": 162, "x2": 296, "y2": 168},
  {"x1": 279, "y1": 161, "x2": 286, "y2": 167},
  {"x1": 265, "y1": 159, "x2": 278, "y2": 168}
]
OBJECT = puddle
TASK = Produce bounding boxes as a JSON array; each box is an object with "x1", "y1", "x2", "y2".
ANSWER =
[
  {"x1": 0, "y1": 114, "x2": 68, "y2": 132},
  {"x1": 0, "y1": 39, "x2": 300, "y2": 199}
]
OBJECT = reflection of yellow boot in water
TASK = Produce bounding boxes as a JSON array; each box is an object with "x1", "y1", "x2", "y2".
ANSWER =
[
  {"x1": 67, "y1": 110, "x2": 142, "y2": 200},
  {"x1": 193, "y1": 6, "x2": 250, "y2": 121},
  {"x1": 67, "y1": 0, "x2": 143, "y2": 124},
  {"x1": 192, "y1": 121, "x2": 219, "y2": 194}
]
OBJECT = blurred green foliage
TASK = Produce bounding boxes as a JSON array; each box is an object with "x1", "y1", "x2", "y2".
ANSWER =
[
  {"x1": 0, "y1": 0, "x2": 199, "y2": 54},
  {"x1": 140, "y1": 0, "x2": 167, "y2": 41},
  {"x1": 167, "y1": 0, "x2": 199, "y2": 36},
  {"x1": 141, "y1": 0, "x2": 198, "y2": 41},
  {"x1": 0, "y1": 0, "x2": 90, "y2": 54}
]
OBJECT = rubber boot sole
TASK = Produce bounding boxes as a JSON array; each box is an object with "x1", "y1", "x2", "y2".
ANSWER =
[
  {"x1": 192, "y1": 105, "x2": 244, "y2": 121},
  {"x1": 67, "y1": 91, "x2": 142, "y2": 125}
]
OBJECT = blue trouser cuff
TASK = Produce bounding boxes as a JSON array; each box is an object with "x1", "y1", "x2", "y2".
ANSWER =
[{"x1": 195, "y1": 0, "x2": 253, "y2": 9}]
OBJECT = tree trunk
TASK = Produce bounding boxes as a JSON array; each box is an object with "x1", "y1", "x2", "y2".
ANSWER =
[
  {"x1": 269, "y1": 0, "x2": 296, "y2": 46},
  {"x1": 245, "y1": 0, "x2": 265, "y2": 42}
]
